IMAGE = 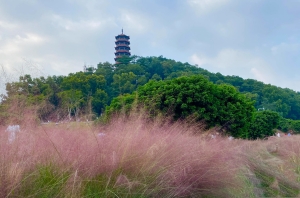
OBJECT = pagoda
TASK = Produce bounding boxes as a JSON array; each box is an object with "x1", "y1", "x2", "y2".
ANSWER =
[{"x1": 114, "y1": 29, "x2": 131, "y2": 63}]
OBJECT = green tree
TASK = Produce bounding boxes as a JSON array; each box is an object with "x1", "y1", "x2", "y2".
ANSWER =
[
  {"x1": 95, "y1": 62, "x2": 114, "y2": 85},
  {"x1": 104, "y1": 93, "x2": 136, "y2": 120},
  {"x1": 278, "y1": 117, "x2": 291, "y2": 132},
  {"x1": 115, "y1": 56, "x2": 133, "y2": 65},
  {"x1": 61, "y1": 72, "x2": 105, "y2": 95},
  {"x1": 290, "y1": 120, "x2": 300, "y2": 133},
  {"x1": 58, "y1": 90, "x2": 84, "y2": 120},
  {"x1": 249, "y1": 110, "x2": 280, "y2": 139},
  {"x1": 92, "y1": 89, "x2": 108, "y2": 115},
  {"x1": 107, "y1": 75, "x2": 255, "y2": 138},
  {"x1": 111, "y1": 72, "x2": 136, "y2": 95},
  {"x1": 151, "y1": 74, "x2": 162, "y2": 81}
]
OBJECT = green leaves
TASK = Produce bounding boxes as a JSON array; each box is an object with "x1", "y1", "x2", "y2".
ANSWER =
[
  {"x1": 61, "y1": 72, "x2": 106, "y2": 95},
  {"x1": 104, "y1": 93, "x2": 136, "y2": 119},
  {"x1": 114, "y1": 75, "x2": 255, "y2": 137},
  {"x1": 249, "y1": 110, "x2": 280, "y2": 139},
  {"x1": 92, "y1": 89, "x2": 108, "y2": 115},
  {"x1": 278, "y1": 117, "x2": 300, "y2": 133},
  {"x1": 58, "y1": 89, "x2": 84, "y2": 119},
  {"x1": 3, "y1": 56, "x2": 300, "y2": 125}
]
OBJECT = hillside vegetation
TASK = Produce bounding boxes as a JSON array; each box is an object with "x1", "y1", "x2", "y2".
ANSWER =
[
  {"x1": 105, "y1": 75, "x2": 255, "y2": 138},
  {"x1": 1, "y1": 56, "x2": 300, "y2": 136}
]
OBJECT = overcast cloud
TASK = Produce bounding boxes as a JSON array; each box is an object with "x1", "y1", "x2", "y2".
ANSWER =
[{"x1": 0, "y1": 0, "x2": 300, "y2": 93}]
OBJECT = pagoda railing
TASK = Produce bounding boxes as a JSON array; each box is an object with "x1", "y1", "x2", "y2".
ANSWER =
[
  {"x1": 115, "y1": 43, "x2": 130, "y2": 47},
  {"x1": 116, "y1": 38, "x2": 130, "y2": 41},
  {"x1": 115, "y1": 52, "x2": 131, "y2": 55},
  {"x1": 115, "y1": 47, "x2": 130, "y2": 50},
  {"x1": 116, "y1": 50, "x2": 130, "y2": 53}
]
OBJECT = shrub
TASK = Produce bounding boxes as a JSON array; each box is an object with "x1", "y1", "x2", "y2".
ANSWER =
[
  {"x1": 106, "y1": 75, "x2": 255, "y2": 138},
  {"x1": 103, "y1": 93, "x2": 136, "y2": 121},
  {"x1": 278, "y1": 118, "x2": 300, "y2": 134},
  {"x1": 249, "y1": 110, "x2": 280, "y2": 139}
]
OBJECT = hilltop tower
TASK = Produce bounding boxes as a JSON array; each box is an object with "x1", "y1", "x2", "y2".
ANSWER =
[{"x1": 114, "y1": 29, "x2": 131, "y2": 63}]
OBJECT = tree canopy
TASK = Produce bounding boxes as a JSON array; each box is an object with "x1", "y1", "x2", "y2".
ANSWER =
[
  {"x1": 249, "y1": 111, "x2": 280, "y2": 139},
  {"x1": 1, "y1": 56, "x2": 300, "y2": 132},
  {"x1": 106, "y1": 75, "x2": 255, "y2": 138}
]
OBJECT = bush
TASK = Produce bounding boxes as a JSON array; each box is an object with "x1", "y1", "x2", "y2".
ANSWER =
[
  {"x1": 278, "y1": 118, "x2": 300, "y2": 134},
  {"x1": 105, "y1": 75, "x2": 255, "y2": 138},
  {"x1": 103, "y1": 93, "x2": 136, "y2": 121},
  {"x1": 249, "y1": 110, "x2": 280, "y2": 139}
]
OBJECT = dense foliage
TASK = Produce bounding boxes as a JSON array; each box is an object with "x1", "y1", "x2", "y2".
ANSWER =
[
  {"x1": 104, "y1": 93, "x2": 136, "y2": 119},
  {"x1": 140, "y1": 76, "x2": 256, "y2": 137},
  {"x1": 248, "y1": 110, "x2": 280, "y2": 139},
  {"x1": 106, "y1": 76, "x2": 255, "y2": 138},
  {"x1": 1, "y1": 56, "x2": 300, "y2": 129},
  {"x1": 278, "y1": 117, "x2": 300, "y2": 133}
]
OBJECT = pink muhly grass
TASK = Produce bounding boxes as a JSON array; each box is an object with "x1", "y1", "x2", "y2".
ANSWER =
[
  {"x1": 0, "y1": 114, "x2": 250, "y2": 197},
  {"x1": 246, "y1": 136, "x2": 300, "y2": 180}
]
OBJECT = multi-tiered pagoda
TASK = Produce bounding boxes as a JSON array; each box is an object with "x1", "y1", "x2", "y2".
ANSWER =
[{"x1": 114, "y1": 29, "x2": 131, "y2": 63}]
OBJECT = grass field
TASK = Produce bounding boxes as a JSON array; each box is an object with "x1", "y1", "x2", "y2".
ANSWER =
[{"x1": 1, "y1": 114, "x2": 300, "y2": 197}]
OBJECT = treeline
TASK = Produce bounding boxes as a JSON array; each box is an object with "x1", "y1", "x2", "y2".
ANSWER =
[{"x1": 1, "y1": 56, "x2": 300, "y2": 131}]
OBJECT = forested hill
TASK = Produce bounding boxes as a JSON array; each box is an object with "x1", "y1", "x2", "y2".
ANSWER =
[{"x1": 2, "y1": 56, "x2": 300, "y2": 121}]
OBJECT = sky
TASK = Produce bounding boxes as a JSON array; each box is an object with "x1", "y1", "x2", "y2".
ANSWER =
[{"x1": 0, "y1": 0, "x2": 300, "y2": 93}]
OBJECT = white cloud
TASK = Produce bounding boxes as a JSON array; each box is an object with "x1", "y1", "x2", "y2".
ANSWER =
[
  {"x1": 271, "y1": 42, "x2": 300, "y2": 55},
  {"x1": 0, "y1": 31, "x2": 49, "y2": 90},
  {"x1": 29, "y1": 53, "x2": 82, "y2": 75},
  {"x1": 119, "y1": 11, "x2": 151, "y2": 34},
  {"x1": 49, "y1": 14, "x2": 112, "y2": 31},
  {"x1": 190, "y1": 49, "x2": 274, "y2": 83},
  {"x1": 0, "y1": 20, "x2": 18, "y2": 29},
  {"x1": 190, "y1": 48, "x2": 300, "y2": 91},
  {"x1": 250, "y1": 67, "x2": 270, "y2": 83},
  {"x1": 17, "y1": 33, "x2": 45, "y2": 44},
  {"x1": 0, "y1": 33, "x2": 47, "y2": 55},
  {"x1": 281, "y1": 79, "x2": 300, "y2": 91},
  {"x1": 0, "y1": 58, "x2": 44, "y2": 94},
  {"x1": 187, "y1": 0, "x2": 230, "y2": 12}
]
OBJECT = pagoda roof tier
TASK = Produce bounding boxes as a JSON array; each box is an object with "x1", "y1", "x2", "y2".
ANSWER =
[
  {"x1": 115, "y1": 43, "x2": 130, "y2": 46},
  {"x1": 115, "y1": 46, "x2": 131, "y2": 50},
  {"x1": 115, "y1": 34, "x2": 130, "y2": 39},
  {"x1": 115, "y1": 43, "x2": 130, "y2": 47},
  {"x1": 115, "y1": 51, "x2": 131, "y2": 54},
  {"x1": 114, "y1": 52, "x2": 131, "y2": 56},
  {"x1": 115, "y1": 42, "x2": 130, "y2": 45}
]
